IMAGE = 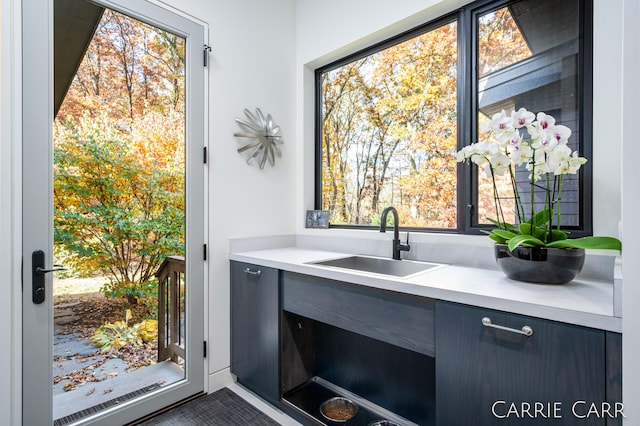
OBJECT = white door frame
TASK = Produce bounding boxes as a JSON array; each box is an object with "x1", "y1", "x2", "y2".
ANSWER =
[
  {"x1": 22, "y1": 0, "x2": 206, "y2": 424},
  {"x1": 2, "y1": 0, "x2": 25, "y2": 424}
]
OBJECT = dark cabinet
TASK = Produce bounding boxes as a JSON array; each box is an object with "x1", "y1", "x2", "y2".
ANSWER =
[
  {"x1": 228, "y1": 260, "x2": 622, "y2": 426},
  {"x1": 436, "y1": 301, "x2": 609, "y2": 425},
  {"x1": 230, "y1": 261, "x2": 280, "y2": 404}
]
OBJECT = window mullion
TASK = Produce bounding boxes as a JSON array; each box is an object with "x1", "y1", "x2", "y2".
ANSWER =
[{"x1": 458, "y1": 6, "x2": 477, "y2": 234}]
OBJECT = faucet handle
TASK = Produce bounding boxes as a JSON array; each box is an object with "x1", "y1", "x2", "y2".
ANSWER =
[{"x1": 399, "y1": 232, "x2": 411, "y2": 252}]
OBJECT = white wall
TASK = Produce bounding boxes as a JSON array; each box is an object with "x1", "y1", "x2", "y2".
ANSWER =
[
  {"x1": 622, "y1": 0, "x2": 640, "y2": 421},
  {"x1": 154, "y1": 0, "x2": 297, "y2": 379}
]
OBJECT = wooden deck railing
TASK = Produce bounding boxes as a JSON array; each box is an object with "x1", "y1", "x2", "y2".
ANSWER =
[{"x1": 156, "y1": 256, "x2": 185, "y2": 363}]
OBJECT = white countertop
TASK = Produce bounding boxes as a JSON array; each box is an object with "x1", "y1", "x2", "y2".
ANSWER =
[{"x1": 230, "y1": 247, "x2": 621, "y2": 332}]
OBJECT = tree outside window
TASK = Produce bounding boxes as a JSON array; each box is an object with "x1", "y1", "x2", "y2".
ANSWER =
[{"x1": 317, "y1": 0, "x2": 590, "y2": 235}]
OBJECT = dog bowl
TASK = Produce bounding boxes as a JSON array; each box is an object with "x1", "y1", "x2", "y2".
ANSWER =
[{"x1": 320, "y1": 397, "x2": 358, "y2": 422}]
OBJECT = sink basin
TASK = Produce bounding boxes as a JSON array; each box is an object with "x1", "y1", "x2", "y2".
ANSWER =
[{"x1": 309, "y1": 255, "x2": 445, "y2": 278}]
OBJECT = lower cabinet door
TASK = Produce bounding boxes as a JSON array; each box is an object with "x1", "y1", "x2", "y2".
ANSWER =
[
  {"x1": 230, "y1": 261, "x2": 279, "y2": 404},
  {"x1": 436, "y1": 301, "x2": 606, "y2": 425}
]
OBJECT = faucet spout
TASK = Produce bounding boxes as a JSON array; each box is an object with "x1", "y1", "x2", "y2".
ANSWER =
[{"x1": 380, "y1": 206, "x2": 410, "y2": 260}]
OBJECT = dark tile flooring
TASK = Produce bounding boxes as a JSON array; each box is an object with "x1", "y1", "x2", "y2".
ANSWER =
[{"x1": 137, "y1": 387, "x2": 281, "y2": 426}]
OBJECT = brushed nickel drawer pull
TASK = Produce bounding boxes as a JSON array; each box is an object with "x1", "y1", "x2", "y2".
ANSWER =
[
  {"x1": 244, "y1": 268, "x2": 262, "y2": 276},
  {"x1": 482, "y1": 317, "x2": 533, "y2": 337}
]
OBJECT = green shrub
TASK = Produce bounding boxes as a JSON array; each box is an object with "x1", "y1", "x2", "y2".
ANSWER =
[{"x1": 102, "y1": 278, "x2": 158, "y2": 306}]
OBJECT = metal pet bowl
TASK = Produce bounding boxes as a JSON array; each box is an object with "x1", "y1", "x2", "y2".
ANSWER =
[
  {"x1": 320, "y1": 397, "x2": 358, "y2": 422},
  {"x1": 369, "y1": 421, "x2": 400, "y2": 426}
]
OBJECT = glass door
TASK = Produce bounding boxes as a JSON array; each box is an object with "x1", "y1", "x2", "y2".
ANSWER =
[{"x1": 22, "y1": 1, "x2": 205, "y2": 424}]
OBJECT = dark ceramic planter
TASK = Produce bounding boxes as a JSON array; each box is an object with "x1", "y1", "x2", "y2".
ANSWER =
[{"x1": 494, "y1": 244, "x2": 586, "y2": 284}]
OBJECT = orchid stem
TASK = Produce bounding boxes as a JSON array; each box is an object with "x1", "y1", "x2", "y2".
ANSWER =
[
  {"x1": 509, "y1": 164, "x2": 525, "y2": 223},
  {"x1": 489, "y1": 164, "x2": 506, "y2": 230},
  {"x1": 530, "y1": 149, "x2": 535, "y2": 235},
  {"x1": 557, "y1": 175, "x2": 563, "y2": 232},
  {"x1": 545, "y1": 171, "x2": 552, "y2": 243}
]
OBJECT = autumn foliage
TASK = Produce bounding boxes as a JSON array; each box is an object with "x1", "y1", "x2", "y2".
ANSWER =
[
  {"x1": 54, "y1": 9, "x2": 186, "y2": 300},
  {"x1": 320, "y1": 6, "x2": 531, "y2": 229}
]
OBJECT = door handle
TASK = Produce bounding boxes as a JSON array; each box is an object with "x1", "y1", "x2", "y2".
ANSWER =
[
  {"x1": 31, "y1": 250, "x2": 67, "y2": 304},
  {"x1": 35, "y1": 266, "x2": 67, "y2": 274}
]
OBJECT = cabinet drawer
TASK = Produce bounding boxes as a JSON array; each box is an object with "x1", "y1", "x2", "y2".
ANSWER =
[
  {"x1": 436, "y1": 301, "x2": 606, "y2": 425},
  {"x1": 282, "y1": 271, "x2": 435, "y2": 356}
]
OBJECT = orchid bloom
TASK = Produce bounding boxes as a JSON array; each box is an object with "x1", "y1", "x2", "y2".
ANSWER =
[
  {"x1": 549, "y1": 124, "x2": 572, "y2": 145},
  {"x1": 546, "y1": 144, "x2": 572, "y2": 173},
  {"x1": 485, "y1": 110, "x2": 514, "y2": 140},
  {"x1": 536, "y1": 112, "x2": 556, "y2": 130},
  {"x1": 554, "y1": 153, "x2": 586, "y2": 175},
  {"x1": 567, "y1": 152, "x2": 588, "y2": 174},
  {"x1": 510, "y1": 142, "x2": 532, "y2": 166},
  {"x1": 525, "y1": 148, "x2": 549, "y2": 181},
  {"x1": 486, "y1": 152, "x2": 511, "y2": 177},
  {"x1": 511, "y1": 108, "x2": 535, "y2": 129},
  {"x1": 457, "y1": 107, "x2": 581, "y2": 181}
]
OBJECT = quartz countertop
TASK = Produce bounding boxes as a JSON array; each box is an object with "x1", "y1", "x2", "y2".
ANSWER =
[{"x1": 230, "y1": 247, "x2": 621, "y2": 332}]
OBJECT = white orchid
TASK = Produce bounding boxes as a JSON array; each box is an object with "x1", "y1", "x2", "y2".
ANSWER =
[
  {"x1": 535, "y1": 111, "x2": 556, "y2": 130},
  {"x1": 455, "y1": 144, "x2": 474, "y2": 162},
  {"x1": 486, "y1": 152, "x2": 511, "y2": 177},
  {"x1": 482, "y1": 110, "x2": 514, "y2": 141},
  {"x1": 454, "y1": 108, "x2": 620, "y2": 251},
  {"x1": 546, "y1": 144, "x2": 572, "y2": 173},
  {"x1": 567, "y1": 152, "x2": 588, "y2": 174},
  {"x1": 549, "y1": 124, "x2": 572, "y2": 145},
  {"x1": 509, "y1": 140, "x2": 531, "y2": 166},
  {"x1": 511, "y1": 107, "x2": 535, "y2": 129}
]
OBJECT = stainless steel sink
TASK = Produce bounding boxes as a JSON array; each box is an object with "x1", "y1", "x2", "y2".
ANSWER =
[{"x1": 309, "y1": 255, "x2": 445, "y2": 278}]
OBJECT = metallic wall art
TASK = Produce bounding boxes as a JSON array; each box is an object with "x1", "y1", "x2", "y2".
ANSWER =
[{"x1": 234, "y1": 108, "x2": 283, "y2": 169}]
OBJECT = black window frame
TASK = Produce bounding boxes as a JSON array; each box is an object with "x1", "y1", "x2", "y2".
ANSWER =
[{"x1": 315, "y1": 0, "x2": 593, "y2": 237}]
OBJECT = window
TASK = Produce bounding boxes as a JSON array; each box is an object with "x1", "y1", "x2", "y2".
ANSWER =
[{"x1": 316, "y1": 0, "x2": 592, "y2": 235}]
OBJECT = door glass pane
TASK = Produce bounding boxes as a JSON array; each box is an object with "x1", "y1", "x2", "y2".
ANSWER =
[
  {"x1": 476, "y1": 0, "x2": 581, "y2": 225},
  {"x1": 52, "y1": 4, "x2": 187, "y2": 422}
]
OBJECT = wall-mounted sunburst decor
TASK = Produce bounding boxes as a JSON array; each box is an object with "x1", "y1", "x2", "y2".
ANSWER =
[{"x1": 234, "y1": 108, "x2": 283, "y2": 169}]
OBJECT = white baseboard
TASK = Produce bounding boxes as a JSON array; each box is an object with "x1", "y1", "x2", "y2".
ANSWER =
[{"x1": 207, "y1": 368, "x2": 234, "y2": 392}]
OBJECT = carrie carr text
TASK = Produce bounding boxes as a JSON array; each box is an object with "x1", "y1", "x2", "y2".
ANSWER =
[{"x1": 491, "y1": 401, "x2": 625, "y2": 419}]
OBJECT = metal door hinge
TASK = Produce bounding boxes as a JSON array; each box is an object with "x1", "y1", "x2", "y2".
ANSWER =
[
  {"x1": 203, "y1": 341, "x2": 207, "y2": 358},
  {"x1": 203, "y1": 146, "x2": 208, "y2": 164},
  {"x1": 203, "y1": 44, "x2": 212, "y2": 67},
  {"x1": 203, "y1": 244, "x2": 207, "y2": 261}
]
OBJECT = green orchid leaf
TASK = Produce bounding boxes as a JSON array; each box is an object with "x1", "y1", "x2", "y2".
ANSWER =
[
  {"x1": 523, "y1": 209, "x2": 553, "y2": 227},
  {"x1": 518, "y1": 223, "x2": 535, "y2": 236},
  {"x1": 533, "y1": 226, "x2": 548, "y2": 240},
  {"x1": 505, "y1": 223, "x2": 519, "y2": 233},
  {"x1": 508, "y1": 234, "x2": 546, "y2": 251},
  {"x1": 485, "y1": 217, "x2": 500, "y2": 226},
  {"x1": 486, "y1": 218, "x2": 518, "y2": 233},
  {"x1": 518, "y1": 223, "x2": 547, "y2": 239},
  {"x1": 545, "y1": 236, "x2": 622, "y2": 250},
  {"x1": 488, "y1": 234, "x2": 507, "y2": 244},
  {"x1": 492, "y1": 229, "x2": 517, "y2": 240},
  {"x1": 547, "y1": 229, "x2": 568, "y2": 242},
  {"x1": 481, "y1": 229, "x2": 508, "y2": 244}
]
